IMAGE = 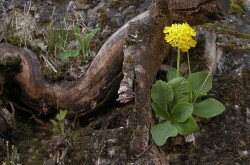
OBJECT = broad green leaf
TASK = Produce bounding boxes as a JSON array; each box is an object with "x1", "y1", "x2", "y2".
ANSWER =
[
  {"x1": 151, "y1": 80, "x2": 174, "y2": 108},
  {"x1": 167, "y1": 67, "x2": 178, "y2": 81},
  {"x1": 187, "y1": 71, "x2": 212, "y2": 100},
  {"x1": 173, "y1": 116, "x2": 199, "y2": 135},
  {"x1": 151, "y1": 121, "x2": 178, "y2": 146},
  {"x1": 152, "y1": 102, "x2": 170, "y2": 120},
  {"x1": 187, "y1": 81, "x2": 193, "y2": 102},
  {"x1": 59, "y1": 50, "x2": 79, "y2": 62},
  {"x1": 193, "y1": 98, "x2": 225, "y2": 118},
  {"x1": 167, "y1": 77, "x2": 190, "y2": 106},
  {"x1": 171, "y1": 102, "x2": 193, "y2": 122}
]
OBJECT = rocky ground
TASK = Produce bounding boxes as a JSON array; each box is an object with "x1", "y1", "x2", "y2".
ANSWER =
[{"x1": 0, "y1": 0, "x2": 250, "y2": 164}]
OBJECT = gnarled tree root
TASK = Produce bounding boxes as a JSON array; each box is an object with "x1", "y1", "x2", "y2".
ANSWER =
[
  {"x1": 0, "y1": 11, "x2": 151, "y2": 117},
  {"x1": 0, "y1": 0, "x2": 229, "y2": 116}
]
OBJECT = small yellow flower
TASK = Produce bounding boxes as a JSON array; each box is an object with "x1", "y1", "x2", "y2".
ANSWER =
[{"x1": 163, "y1": 23, "x2": 197, "y2": 52}]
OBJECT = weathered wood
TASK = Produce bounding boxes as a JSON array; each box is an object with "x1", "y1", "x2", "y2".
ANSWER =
[{"x1": 0, "y1": 12, "x2": 149, "y2": 116}]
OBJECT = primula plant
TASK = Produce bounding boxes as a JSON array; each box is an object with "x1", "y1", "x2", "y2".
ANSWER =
[
  {"x1": 150, "y1": 23, "x2": 225, "y2": 146},
  {"x1": 59, "y1": 26, "x2": 100, "y2": 62},
  {"x1": 50, "y1": 109, "x2": 68, "y2": 136}
]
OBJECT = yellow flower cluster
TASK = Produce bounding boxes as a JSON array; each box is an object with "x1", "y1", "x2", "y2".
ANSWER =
[{"x1": 163, "y1": 23, "x2": 197, "y2": 52}]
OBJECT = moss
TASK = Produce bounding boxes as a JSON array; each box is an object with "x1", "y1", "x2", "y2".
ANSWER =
[
  {"x1": 42, "y1": 67, "x2": 54, "y2": 80},
  {"x1": 199, "y1": 21, "x2": 250, "y2": 39},
  {"x1": 0, "y1": 32, "x2": 43, "y2": 55},
  {"x1": 77, "y1": 0, "x2": 101, "y2": 8},
  {"x1": 96, "y1": 8, "x2": 107, "y2": 17},
  {"x1": 54, "y1": 71, "x2": 65, "y2": 81},
  {"x1": 77, "y1": 0, "x2": 86, "y2": 4},
  {"x1": 223, "y1": 40, "x2": 250, "y2": 53},
  {"x1": 123, "y1": 9, "x2": 138, "y2": 17},
  {"x1": 219, "y1": 29, "x2": 250, "y2": 39},
  {"x1": 96, "y1": 8, "x2": 109, "y2": 26},
  {"x1": 124, "y1": 54, "x2": 134, "y2": 64},
  {"x1": 43, "y1": 67, "x2": 66, "y2": 82},
  {"x1": 0, "y1": 56, "x2": 21, "y2": 73},
  {"x1": 230, "y1": 0, "x2": 243, "y2": 16},
  {"x1": 231, "y1": 2, "x2": 241, "y2": 12},
  {"x1": 2, "y1": 35, "x2": 23, "y2": 46},
  {"x1": 0, "y1": 56, "x2": 21, "y2": 67},
  {"x1": 109, "y1": 0, "x2": 120, "y2": 9},
  {"x1": 109, "y1": 0, "x2": 144, "y2": 10}
]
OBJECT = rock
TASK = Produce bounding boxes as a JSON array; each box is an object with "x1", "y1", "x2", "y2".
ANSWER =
[
  {"x1": 244, "y1": 0, "x2": 250, "y2": 17},
  {"x1": 0, "y1": 138, "x2": 6, "y2": 162}
]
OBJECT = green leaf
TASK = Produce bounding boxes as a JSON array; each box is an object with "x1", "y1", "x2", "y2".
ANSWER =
[
  {"x1": 60, "y1": 109, "x2": 67, "y2": 119},
  {"x1": 59, "y1": 122, "x2": 65, "y2": 135},
  {"x1": 48, "y1": 29, "x2": 69, "y2": 54},
  {"x1": 173, "y1": 116, "x2": 199, "y2": 135},
  {"x1": 73, "y1": 26, "x2": 85, "y2": 51},
  {"x1": 167, "y1": 77, "x2": 190, "y2": 106},
  {"x1": 151, "y1": 121, "x2": 178, "y2": 146},
  {"x1": 152, "y1": 102, "x2": 170, "y2": 120},
  {"x1": 59, "y1": 50, "x2": 79, "y2": 62},
  {"x1": 187, "y1": 81, "x2": 193, "y2": 102},
  {"x1": 72, "y1": 132, "x2": 80, "y2": 144},
  {"x1": 73, "y1": 25, "x2": 81, "y2": 35},
  {"x1": 50, "y1": 119, "x2": 57, "y2": 126},
  {"x1": 88, "y1": 27, "x2": 100, "y2": 40},
  {"x1": 52, "y1": 128, "x2": 60, "y2": 134},
  {"x1": 193, "y1": 98, "x2": 225, "y2": 118},
  {"x1": 83, "y1": 27, "x2": 100, "y2": 55},
  {"x1": 167, "y1": 67, "x2": 178, "y2": 81},
  {"x1": 171, "y1": 102, "x2": 193, "y2": 122},
  {"x1": 151, "y1": 80, "x2": 174, "y2": 108},
  {"x1": 56, "y1": 114, "x2": 63, "y2": 121},
  {"x1": 187, "y1": 71, "x2": 212, "y2": 100}
]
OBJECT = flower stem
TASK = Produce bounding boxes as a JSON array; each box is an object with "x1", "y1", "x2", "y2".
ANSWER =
[
  {"x1": 187, "y1": 51, "x2": 191, "y2": 76},
  {"x1": 177, "y1": 48, "x2": 180, "y2": 77}
]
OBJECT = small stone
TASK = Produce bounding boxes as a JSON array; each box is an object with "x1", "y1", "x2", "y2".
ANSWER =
[
  {"x1": 28, "y1": 148, "x2": 34, "y2": 153},
  {"x1": 107, "y1": 139, "x2": 117, "y2": 143},
  {"x1": 242, "y1": 150, "x2": 248, "y2": 156},
  {"x1": 185, "y1": 133, "x2": 196, "y2": 144}
]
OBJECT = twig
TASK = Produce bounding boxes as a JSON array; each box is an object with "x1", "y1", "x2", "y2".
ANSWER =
[{"x1": 41, "y1": 54, "x2": 58, "y2": 73}]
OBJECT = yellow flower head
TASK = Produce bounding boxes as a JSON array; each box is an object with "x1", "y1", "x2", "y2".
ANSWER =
[{"x1": 163, "y1": 23, "x2": 197, "y2": 52}]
